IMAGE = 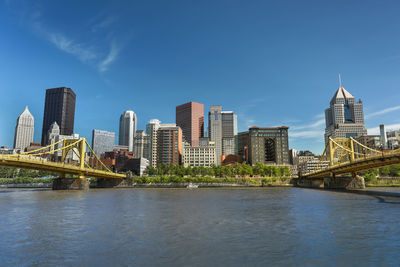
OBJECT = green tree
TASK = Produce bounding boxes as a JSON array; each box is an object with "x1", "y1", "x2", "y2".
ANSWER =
[
  {"x1": 379, "y1": 167, "x2": 390, "y2": 177},
  {"x1": 223, "y1": 165, "x2": 234, "y2": 177},
  {"x1": 389, "y1": 165, "x2": 400, "y2": 177},
  {"x1": 144, "y1": 166, "x2": 157, "y2": 176},
  {"x1": 253, "y1": 162, "x2": 264, "y2": 176}
]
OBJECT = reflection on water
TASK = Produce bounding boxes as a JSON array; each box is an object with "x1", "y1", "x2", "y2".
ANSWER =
[{"x1": 1, "y1": 188, "x2": 400, "y2": 266}]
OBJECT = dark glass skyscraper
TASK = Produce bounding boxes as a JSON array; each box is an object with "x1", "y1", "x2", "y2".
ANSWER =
[{"x1": 41, "y1": 87, "x2": 76, "y2": 145}]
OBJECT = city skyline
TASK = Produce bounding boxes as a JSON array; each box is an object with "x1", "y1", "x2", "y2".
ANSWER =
[
  {"x1": 1, "y1": 1, "x2": 400, "y2": 153},
  {"x1": 2, "y1": 84, "x2": 400, "y2": 154}
]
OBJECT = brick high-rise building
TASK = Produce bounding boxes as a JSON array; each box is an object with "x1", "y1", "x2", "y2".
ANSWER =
[
  {"x1": 156, "y1": 124, "x2": 183, "y2": 166},
  {"x1": 238, "y1": 126, "x2": 290, "y2": 165},
  {"x1": 41, "y1": 87, "x2": 76, "y2": 145},
  {"x1": 176, "y1": 101, "x2": 204, "y2": 146}
]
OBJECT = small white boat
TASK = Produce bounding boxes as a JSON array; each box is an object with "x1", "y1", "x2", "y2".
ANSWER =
[{"x1": 186, "y1": 183, "x2": 199, "y2": 189}]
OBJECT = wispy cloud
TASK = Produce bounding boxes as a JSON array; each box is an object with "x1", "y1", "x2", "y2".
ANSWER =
[
  {"x1": 291, "y1": 119, "x2": 325, "y2": 131},
  {"x1": 290, "y1": 112, "x2": 325, "y2": 141},
  {"x1": 368, "y1": 123, "x2": 400, "y2": 135},
  {"x1": 290, "y1": 130, "x2": 325, "y2": 139},
  {"x1": 48, "y1": 33, "x2": 97, "y2": 63},
  {"x1": 91, "y1": 16, "x2": 117, "y2": 32},
  {"x1": 23, "y1": 5, "x2": 122, "y2": 73},
  {"x1": 365, "y1": 105, "x2": 400, "y2": 119},
  {"x1": 98, "y1": 41, "x2": 120, "y2": 72}
]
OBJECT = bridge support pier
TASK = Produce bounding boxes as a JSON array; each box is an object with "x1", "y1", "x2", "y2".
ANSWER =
[
  {"x1": 52, "y1": 177, "x2": 90, "y2": 190},
  {"x1": 324, "y1": 174, "x2": 365, "y2": 190},
  {"x1": 96, "y1": 178, "x2": 132, "y2": 188},
  {"x1": 295, "y1": 177, "x2": 324, "y2": 188},
  {"x1": 296, "y1": 174, "x2": 365, "y2": 190}
]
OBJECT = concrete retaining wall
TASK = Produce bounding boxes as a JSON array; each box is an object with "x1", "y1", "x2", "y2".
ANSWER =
[{"x1": 0, "y1": 183, "x2": 52, "y2": 188}]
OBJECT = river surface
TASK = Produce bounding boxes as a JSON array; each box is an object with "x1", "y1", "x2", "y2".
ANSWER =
[{"x1": 1, "y1": 187, "x2": 400, "y2": 266}]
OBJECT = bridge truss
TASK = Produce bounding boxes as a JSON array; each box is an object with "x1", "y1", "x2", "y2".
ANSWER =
[
  {"x1": 304, "y1": 137, "x2": 400, "y2": 178},
  {"x1": 0, "y1": 138, "x2": 125, "y2": 179}
]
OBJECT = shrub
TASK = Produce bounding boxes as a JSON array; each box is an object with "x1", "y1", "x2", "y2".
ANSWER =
[{"x1": 364, "y1": 172, "x2": 377, "y2": 183}]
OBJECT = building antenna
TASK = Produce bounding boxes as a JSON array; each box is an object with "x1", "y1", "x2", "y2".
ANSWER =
[{"x1": 339, "y1": 73, "x2": 342, "y2": 88}]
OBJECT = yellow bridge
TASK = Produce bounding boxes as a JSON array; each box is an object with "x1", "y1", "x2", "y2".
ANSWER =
[
  {"x1": 0, "y1": 138, "x2": 126, "y2": 180},
  {"x1": 304, "y1": 137, "x2": 400, "y2": 179}
]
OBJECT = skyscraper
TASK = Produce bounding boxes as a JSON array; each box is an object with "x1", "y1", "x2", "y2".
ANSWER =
[
  {"x1": 208, "y1": 106, "x2": 238, "y2": 164},
  {"x1": 176, "y1": 101, "x2": 204, "y2": 146},
  {"x1": 92, "y1": 129, "x2": 115, "y2": 157},
  {"x1": 324, "y1": 84, "x2": 367, "y2": 143},
  {"x1": 221, "y1": 111, "x2": 238, "y2": 155},
  {"x1": 134, "y1": 130, "x2": 150, "y2": 159},
  {"x1": 13, "y1": 106, "x2": 34, "y2": 151},
  {"x1": 208, "y1": 106, "x2": 222, "y2": 164},
  {"x1": 146, "y1": 119, "x2": 161, "y2": 167},
  {"x1": 119, "y1": 110, "x2": 137, "y2": 152},
  {"x1": 380, "y1": 124, "x2": 388, "y2": 149},
  {"x1": 157, "y1": 124, "x2": 183, "y2": 166},
  {"x1": 41, "y1": 87, "x2": 76, "y2": 145}
]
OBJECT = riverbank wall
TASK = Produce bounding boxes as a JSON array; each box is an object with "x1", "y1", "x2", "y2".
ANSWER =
[
  {"x1": 0, "y1": 183, "x2": 52, "y2": 188},
  {"x1": 0, "y1": 177, "x2": 295, "y2": 188},
  {"x1": 365, "y1": 177, "x2": 400, "y2": 187},
  {"x1": 2, "y1": 177, "x2": 399, "y2": 189}
]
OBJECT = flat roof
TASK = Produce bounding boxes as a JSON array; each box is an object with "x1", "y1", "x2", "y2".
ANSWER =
[{"x1": 250, "y1": 126, "x2": 289, "y2": 130}]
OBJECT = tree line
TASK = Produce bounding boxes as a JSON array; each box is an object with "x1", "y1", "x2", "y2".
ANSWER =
[
  {"x1": 360, "y1": 164, "x2": 400, "y2": 182},
  {"x1": 0, "y1": 166, "x2": 55, "y2": 178},
  {"x1": 144, "y1": 162, "x2": 292, "y2": 177}
]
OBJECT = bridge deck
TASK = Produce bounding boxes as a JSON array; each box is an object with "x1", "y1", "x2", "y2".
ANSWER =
[{"x1": 0, "y1": 155, "x2": 126, "y2": 179}]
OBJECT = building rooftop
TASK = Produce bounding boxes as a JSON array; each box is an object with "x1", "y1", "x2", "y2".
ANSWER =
[
  {"x1": 18, "y1": 106, "x2": 34, "y2": 119},
  {"x1": 249, "y1": 126, "x2": 289, "y2": 130},
  {"x1": 331, "y1": 87, "x2": 354, "y2": 100}
]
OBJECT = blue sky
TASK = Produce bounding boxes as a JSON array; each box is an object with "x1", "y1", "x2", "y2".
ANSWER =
[{"x1": 1, "y1": 0, "x2": 400, "y2": 153}]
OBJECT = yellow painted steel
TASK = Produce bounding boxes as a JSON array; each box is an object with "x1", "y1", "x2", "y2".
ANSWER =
[
  {"x1": 0, "y1": 138, "x2": 126, "y2": 179},
  {"x1": 304, "y1": 137, "x2": 400, "y2": 178}
]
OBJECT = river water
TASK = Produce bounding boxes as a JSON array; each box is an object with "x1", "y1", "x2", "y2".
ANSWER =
[{"x1": 1, "y1": 187, "x2": 400, "y2": 266}]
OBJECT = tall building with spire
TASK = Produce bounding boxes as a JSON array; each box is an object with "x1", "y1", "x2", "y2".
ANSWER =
[
  {"x1": 324, "y1": 80, "x2": 367, "y2": 143},
  {"x1": 13, "y1": 106, "x2": 34, "y2": 151},
  {"x1": 119, "y1": 110, "x2": 137, "y2": 152}
]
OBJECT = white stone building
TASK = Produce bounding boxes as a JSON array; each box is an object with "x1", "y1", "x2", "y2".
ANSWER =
[
  {"x1": 183, "y1": 138, "x2": 217, "y2": 167},
  {"x1": 13, "y1": 106, "x2": 34, "y2": 152}
]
